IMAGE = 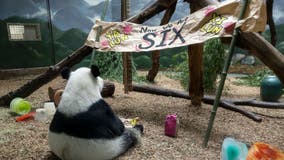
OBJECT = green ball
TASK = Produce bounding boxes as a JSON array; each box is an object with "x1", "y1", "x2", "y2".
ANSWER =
[
  {"x1": 10, "y1": 97, "x2": 32, "y2": 115},
  {"x1": 260, "y1": 75, "x2": 283, "y2": 102}
]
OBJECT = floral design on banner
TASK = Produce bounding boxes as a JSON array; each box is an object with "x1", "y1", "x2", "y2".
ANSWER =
[
  {"x1": 223, "y1": 22, "x2": 236, "y2": 33},
  {"x1": 122, "y1": 24, "x2": 133, "y2": 35},
  {"x1": 100, "y1": 40, "x2": 109, "y2": 48},
  {"x1": 204, "y1": 7, "x2": 216, "y2": 17}
]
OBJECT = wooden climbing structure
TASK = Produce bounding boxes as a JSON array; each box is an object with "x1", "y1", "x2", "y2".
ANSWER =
[{"x1": 1, "y1": 0, "x2": 284, "y2": 147}]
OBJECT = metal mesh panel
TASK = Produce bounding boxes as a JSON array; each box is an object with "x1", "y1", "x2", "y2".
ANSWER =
[{"x1": 7, "y1": 23, "x2": 41, "y2": 41}]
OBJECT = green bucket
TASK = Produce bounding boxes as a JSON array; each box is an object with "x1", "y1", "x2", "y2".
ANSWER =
[{"x1": 10, "y1": 97, "x2": 32, "y2": 115}]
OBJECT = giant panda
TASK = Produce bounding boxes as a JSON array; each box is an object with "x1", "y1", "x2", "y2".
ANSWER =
[{"x1": 48, "y1": 65, "x2": 143, "y2": 160}]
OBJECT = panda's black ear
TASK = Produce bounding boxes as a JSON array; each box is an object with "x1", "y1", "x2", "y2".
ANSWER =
[
  {"x1": 91, "y1": 65, "x2": 100, "y2": 77},
  {"x1": 61, "y1": 67, "x2": 71, "y2": 79}
]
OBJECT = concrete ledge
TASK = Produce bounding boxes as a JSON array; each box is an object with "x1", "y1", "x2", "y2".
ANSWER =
[{"x1": 0, "y1": 67, "x2": 49, "y2": 80}]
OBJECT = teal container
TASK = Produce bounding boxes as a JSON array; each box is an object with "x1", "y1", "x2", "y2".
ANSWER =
[
  {"x1": 260, "y1": 75, "x2": 283, "y2": 102},
  {"x1": 221, "y1": 137, "x2": 248, "y2": 160}
]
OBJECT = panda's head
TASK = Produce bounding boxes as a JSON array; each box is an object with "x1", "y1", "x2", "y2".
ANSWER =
[{"x1": 57, "y1": 65, "x2": 104, "y2": 116}]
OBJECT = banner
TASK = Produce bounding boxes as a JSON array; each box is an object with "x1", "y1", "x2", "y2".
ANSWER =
[{"x1": 85, "y1": 0, "x2": 266, "y2": 52}]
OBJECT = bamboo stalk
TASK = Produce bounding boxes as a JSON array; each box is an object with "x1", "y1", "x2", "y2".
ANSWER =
[{"x1": 203, "y1": 0, "x2": 250, "y2": 147}]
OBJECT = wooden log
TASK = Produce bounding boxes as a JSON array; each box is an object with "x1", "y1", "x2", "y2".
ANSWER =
[
  {"x1": 187, "y1": 2, "x2": 207, "y2": 107},
  {"x1": 102, "y1": 81, "x2": 116, "y2": 97},
  {"x1": 132, "y1": 83, "x2": 284, "y2": 122},
  {"x1": 147, "y1": 50, "x2": 161, "y2": 82},
  {"x1": 239, "y1": 32, "x2": 284, "y2": 84},
  {"x1": 126, "y1": 0, "x2": 178, "y2": 23},
  {"x1": 0, "y1": 1, "x2": 167, "y2": 107},
  {"x1": 187, "y1": 0, "x2": 218, "y2": 13},
  {"x1": 130, "y1": 84, "x2": 284, "y2": 110},
  {"x1": 146, "y1": 1, "x2": 177, "y2": 82},
  {"x1": 187, "y1": 0, "x2": 284, "y2": 84},
  {"x1": 132, "y1": 0, "x2": 284, "y2": 86},
  {"x1": 48, "y1": 80, "x2": 67, "y2": 102},
  {"x1": 266, "y1": 0, "x2": 277, "y2": 46},
  {"x1": 122, "y1": 0, "x2": 132, "y2": 93},
  {"x1": 188, "y1": 43, "x2": 204, "y2": 106},
  {"x1": 232, "y1": 98, "x2": 284, "y2": 109},
  {"x1": 185, "y1": 0, "x2": 218, "y2": 11},
  {"x1": 2, "y1": 0, "x2": 284, "y2": 107},
  {"x1": 219, "y1": 101, "x2": 262, "y2": 122},
  {"x1": 122, "y1": 53, "x2": 132, "y2": 93},
  {"x1": 0, "y1": 46, "x2": 93, "y2": 107},
  {"x1": 133, "y1": 84, "x2": 189, "y2": 99}
]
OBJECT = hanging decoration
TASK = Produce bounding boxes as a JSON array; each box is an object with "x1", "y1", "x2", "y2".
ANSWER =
[{"x1": 86, "y1": 0, "x2": 266, "y2": 52}]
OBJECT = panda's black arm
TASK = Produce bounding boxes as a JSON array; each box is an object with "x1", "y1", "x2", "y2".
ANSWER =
[
  {"x1": 88, "y1": 99, "x2": 125, "y2": 137},
  {"x1": 73, "y1": 99, "x2": 125, "y2": 139},
  {"x1": 50, "y1": 99, "x2": 125, "y2": 139}
]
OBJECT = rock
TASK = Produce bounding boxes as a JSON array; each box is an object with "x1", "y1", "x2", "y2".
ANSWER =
[
  {"x1": 241, "y1": 55, "x2": 255, "y2": 65},
  {"x1": 231, "y1": 53, "x2": 246, "y2": 64}
]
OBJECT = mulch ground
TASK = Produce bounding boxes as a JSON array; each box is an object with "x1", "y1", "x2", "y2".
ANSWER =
[{"x1": 0, "y1": 72, "x2": 283, "y2": 160}]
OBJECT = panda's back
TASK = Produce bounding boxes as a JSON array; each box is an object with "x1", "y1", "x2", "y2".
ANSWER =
[
  {"x1": 49, "y1": 99, "x2": 125, "y2": 139},
  {"x1": 48, "y1": 66, "x2": 142, "y2": 160},
  {"x1": 48, "y1": 99, "x2": 126, "y2": 160}
]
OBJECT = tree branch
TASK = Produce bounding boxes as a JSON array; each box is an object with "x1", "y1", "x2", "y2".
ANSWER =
[
  {"x1": 266, "y1": 0, "x2": 277, "y2": 46},
  {"x1": 0, "y1": 46, "x2": 93, "y2": 106},
  {"x1": 126, "y1": 0, "x2": 178, "y2": 24}
]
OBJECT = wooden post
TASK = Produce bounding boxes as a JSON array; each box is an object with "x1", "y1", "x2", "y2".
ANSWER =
[
  {"x1": 122, "y1": 0, "x2": 132, "y2": 93},
  {"x1": 146, "y1": 1, "x2": 177, "y2": 82},
  {"x1": 188, "y1": 44, "x2": 204, "y2": 106},
  {"x1": 123, "y1": 52, "x2": 133, "y2": 92},
  {"x1": 187, "y1": 1, "x2": 205, "y2": 107}
]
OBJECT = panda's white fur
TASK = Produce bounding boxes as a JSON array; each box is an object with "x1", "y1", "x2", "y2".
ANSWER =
[
  {"x1": 48, "y1": 132, "x2": 125, "y2": 160},
  {"x1": 57, "y1": 67, "x2": 104, "y2": 117},
  {"x1": 48, "y1": 66, "x2": 143, "y2": 160}
]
